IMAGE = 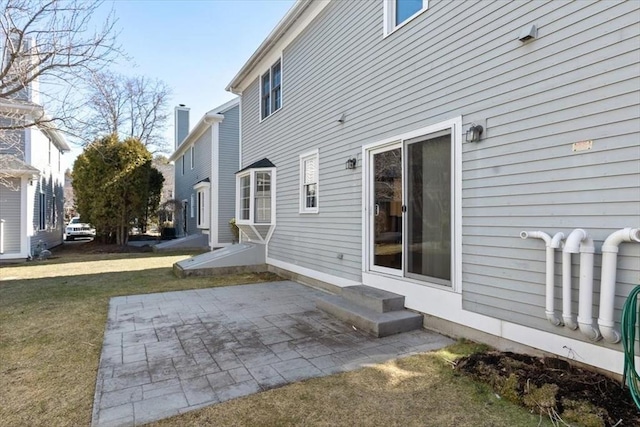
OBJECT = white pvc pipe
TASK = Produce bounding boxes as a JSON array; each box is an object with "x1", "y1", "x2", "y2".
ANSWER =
[
  {"x1": 562, "y1": 229, "x2": 589, "y2": 330},
  {"x1": 0, "y1": 219, "x2": 4, "y2": 254},
  {"x1": 521, "y1": 231, "x2": 563, "y2": 326},
  {"x1": 576, "y1": 235, "x2": 601, "y2": 341},
  {"x1": 598, "y1": 228, "x2": 640, "y2": 343}
]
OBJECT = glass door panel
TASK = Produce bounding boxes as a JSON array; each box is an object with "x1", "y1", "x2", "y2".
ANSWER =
[
  {"x1": 406, "y1": 133, "x2": 451, "y2": 283},
  {"x1": 372, "y1": 148, "x2": 403, "y2": 270}
]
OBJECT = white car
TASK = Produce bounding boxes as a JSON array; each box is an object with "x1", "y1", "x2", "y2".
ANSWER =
[{"x1": 65, "y1": 217, "x2": 96, "y2": 241}]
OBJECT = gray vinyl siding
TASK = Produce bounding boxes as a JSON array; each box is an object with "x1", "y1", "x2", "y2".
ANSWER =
[
  {"x1": 176, "y1": 109, "x2": 190, "y2": 147},
  {"x1": 240, "y1": 0, "x2": 640, "y2": 345},
  {"x1": 174, "y1": 130, "x2": 212, "y2": 236},
  {"x1": 0, "y1": 178, "x2": 21, "y2": 254},
  {"x1": 217, "y1": 105, "x2": 240, "y2": 243}
]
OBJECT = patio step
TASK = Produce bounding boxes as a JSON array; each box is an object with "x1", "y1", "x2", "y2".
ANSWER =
[
  {"x1": 316, "y1": 287, "x2": 423, "y2": 338},
  {"x1": 341, "y1": 285, "x2": 406, "y2": 313}
]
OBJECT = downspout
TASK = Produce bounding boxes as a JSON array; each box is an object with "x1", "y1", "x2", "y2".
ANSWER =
[
  {"x1": 598, "y1": 228, "x2": 640, "y2": 343},
  {"x1": 562, "y1": 229, "x2": 590, "y2": 330},
  {"x1": 575, "y1": 233, "x2": 601, "y2": 341},
  {"x1": 520, "y1": 231, "x2": 564, "y2": 326}
]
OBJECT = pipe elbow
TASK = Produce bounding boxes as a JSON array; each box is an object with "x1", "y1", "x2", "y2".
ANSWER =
[
  {"x1": 562, "y1": 315, "x2": 578, "y2": 330},
  {"x1": 578, "y1": 320, "x2": 601, "y2": 341},
  {"x1": 521, "y1": 230, "x2": 551, "y2": 245},
  {"x1": 546, "y1": 311, "x2": 562, "y2": 326},
  {"x1": 602, "y1": 228, "x2": 640, "y2": 252},
  {"x1": 550, "y1": 232, "x2": 565, "y2": 248},
  {"x1": 598, "y1": 320, "x2": 621, "y2": 343},
  {"x1": 564, "y1": 228, "x2": 587, "y2": 253}
]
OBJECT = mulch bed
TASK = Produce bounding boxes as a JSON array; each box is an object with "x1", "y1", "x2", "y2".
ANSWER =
[{"x1": 456, "y1": 351, "x2": 639, "y2": 426}]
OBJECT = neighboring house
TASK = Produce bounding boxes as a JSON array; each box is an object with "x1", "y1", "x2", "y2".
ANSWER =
[
  {"x1": 168, "y1": 98, "x2": 240, "y2": 248},
  {"x1": 0, "y1": 101, "x2": 70, "y2": 260},
  {"x1": 226, "y1": 0, "x2": 640, "y2": 376}
]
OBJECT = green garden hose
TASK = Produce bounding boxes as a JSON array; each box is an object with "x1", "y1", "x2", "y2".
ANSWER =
[{"x1": 621, "y1": 285, "x2": 640, "y2": 409}]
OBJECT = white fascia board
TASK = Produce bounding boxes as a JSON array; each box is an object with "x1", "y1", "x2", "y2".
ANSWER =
[
  {"x1": 212, "y1": 97, "x2": 240, "y2": 115},
  {"x1": 226, "y1": 0, "x2": 330, "y2": 94},
  {"x1": 168, "y1": 112, "x2": 224, "y2": 162}
]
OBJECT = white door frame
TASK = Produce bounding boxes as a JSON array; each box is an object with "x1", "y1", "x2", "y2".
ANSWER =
[{"x1": 362, "y1": 117, "x2": 463, "y2": 292}]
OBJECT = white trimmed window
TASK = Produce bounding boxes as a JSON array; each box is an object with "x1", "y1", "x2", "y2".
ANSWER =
[
  {"x1": 299, "y1": 150, "x2": 319, "y2": 213},
  {"x1": 190, "y1": 193, "x2": 195, "y2": 218},
  {"x1": 181, "y1": 155, "x2": 185, "y2": 175},
  {"x1": 236, "y1": 168, "x2": 276, "y2": 225},
  {"x1": 260, "y1": 59, "x2": 282, "y2": 120},
  {"x1": 384, "y1": 0, "x2": 429, "y2": 36},
  {"x1": 194, "y1": 181, "x2": 210, "y2": 228},
  {"x1": 190, "y1": 146, "x2": 194, "y2": 170}
]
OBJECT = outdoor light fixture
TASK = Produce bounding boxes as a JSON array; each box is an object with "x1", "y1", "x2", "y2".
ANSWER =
[
  {"x1": 466, "y1": 124, "x2": 483, "y2": 142},
  {"x1": 337, "y1": 113, "x2": 346, "y2": 123},
  {"x1": 345, "y1": 157, "x2": 357, "y2": 169}
]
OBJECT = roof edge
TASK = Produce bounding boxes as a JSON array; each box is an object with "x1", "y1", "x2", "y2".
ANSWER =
[
  {"x1": 226, "y1": 0, "x2": 313, "y2": 93},
  {"x1": 168, "y1": 111, "x2": 224, "y2": 162}
]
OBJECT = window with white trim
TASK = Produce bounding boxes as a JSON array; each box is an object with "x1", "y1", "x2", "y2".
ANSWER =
[
  {"x1": 190, "y1": 193, "x2": 195, "y2": 218},
  {"x1": 190, "y1": 146, "x2": 194, "y2": 170},
  {"x1": 194, "y1": 182, "x2": 210, "y2": 229},
  {"x1": 384, "y1": 0, "x2": 428, "y2": 36},
  {"x1": 181, "y1": 155, "x2": 185, "y2": 175},
  {"x1": 260, "y1": 59, "x2": 282, "y2": 120},
  {"x1": 254, "y1": 172, "x2": 271, "y2": 223},
  {"x1": 299, "y1": 150, "x2": 319, "y2": 213},
  {"x1": 236, "y1": 168, "x2": 276, "y2": 225},
  {"x1": 239, "y1": 175, "x2": 251, "y2": 220}
]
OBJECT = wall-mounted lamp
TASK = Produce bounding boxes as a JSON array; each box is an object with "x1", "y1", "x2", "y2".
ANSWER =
[
  {"x1": 518, "y1": 24, "x2": 537, "y2": 42},
  {"x1": 337, "y1": 113, "x2": 346, "y2": 124},
  {"x1": 465, "y1": 124, "x2": 483, "y2": 142},
  {"x1": 345, "y1": 157, "x2": 357, "y2": 169}
]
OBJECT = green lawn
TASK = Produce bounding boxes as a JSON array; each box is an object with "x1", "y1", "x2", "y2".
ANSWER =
[{"x1": 0, "y1": 249, "x2": 550, "y2": 427}]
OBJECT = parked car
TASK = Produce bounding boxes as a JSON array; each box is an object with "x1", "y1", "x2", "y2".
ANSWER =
[{"x1": 65, "y1": 217, "x2": 96, "y2": 241}]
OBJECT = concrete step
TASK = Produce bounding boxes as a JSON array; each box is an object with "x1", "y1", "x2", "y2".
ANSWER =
[
  {"x1": 341, "y1": 285, "x2": 406, "y2": 313},
  {"x1": 316, "y1": 295, "x2": 423, "y2": 338}
]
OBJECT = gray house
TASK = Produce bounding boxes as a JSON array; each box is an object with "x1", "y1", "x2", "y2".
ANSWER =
[
  {"x1": 226, "y1": 0, "x2": 640, "y2": 377},
  {"x1": 167, "y1": 98, "x2": 240, "y2": 249}
]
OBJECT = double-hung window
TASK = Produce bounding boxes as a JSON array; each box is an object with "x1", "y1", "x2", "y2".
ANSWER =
[
  {"x1": 194, "y1": 181, "x2": 210, "y2": 228},
  {"x1": 254, "y1": 172, "x2": 271, "y2": 223},
  {"x1": 261, "y1": 59, "x2": 282, "y2": 120},
  {"x1": 384, "y1": 0, "x2": 429, "y2": 36},
  {"x1": 299, "y1": 150, "x2": 319, "y2": 213},
  {"x1": 190, "y1": 146, "x2": 194, "y2": 170}
]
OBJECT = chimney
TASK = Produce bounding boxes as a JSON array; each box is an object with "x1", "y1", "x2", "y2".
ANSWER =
[{"x1": 174, "y1": 104, "x2": 190, "y2": 150}]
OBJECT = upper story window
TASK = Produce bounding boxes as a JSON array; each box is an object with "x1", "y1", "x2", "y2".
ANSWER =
[
  {"x1": 261, "y1": 59, "x2": 282, "y2": 120},
  {"x1": 299, "y1": 150, "x2": 319, "y2": 214},
  {"x1": 181, "y1": 155, "x2": 185, "y2": 175},
  {"x1": 190, "y1": 146, "x2": 194, "y2": 169},
  {"x1": 384, "y1": 0, "x2": 429, "y2": 36}
]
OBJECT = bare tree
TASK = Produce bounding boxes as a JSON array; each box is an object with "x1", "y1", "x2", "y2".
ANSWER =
[
  {"x1": 0, "y1": 0, "x2": 119, "y2": 186},
  {"x1": 71, "y1": 71, "x2": 172, "y2": 153}
]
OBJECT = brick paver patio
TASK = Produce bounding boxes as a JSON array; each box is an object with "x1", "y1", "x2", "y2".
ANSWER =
[{"x1": 91, "y1": 281, "x2": 453, "y2": 426}]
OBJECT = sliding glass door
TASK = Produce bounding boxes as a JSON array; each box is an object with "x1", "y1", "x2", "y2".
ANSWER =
[{"x1": 368, "y1": 130, "x2": 452, "y2": 286}]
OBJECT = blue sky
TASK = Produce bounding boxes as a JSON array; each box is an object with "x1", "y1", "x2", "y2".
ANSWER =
[{"x1": 64, "y1": 0, "x2": 295, "y2": 168}]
